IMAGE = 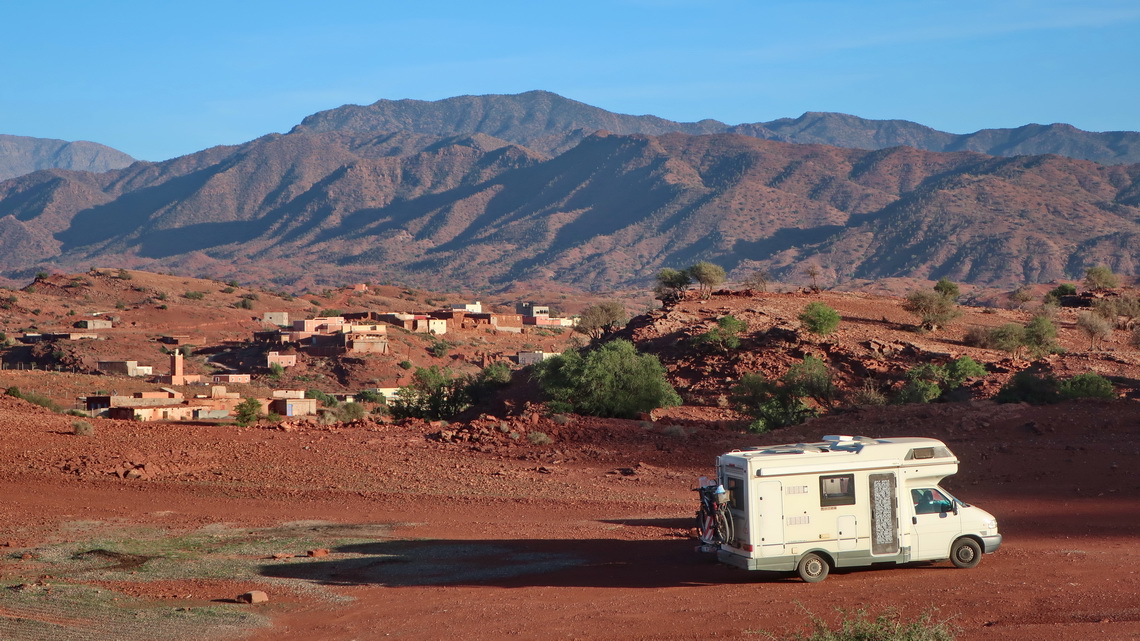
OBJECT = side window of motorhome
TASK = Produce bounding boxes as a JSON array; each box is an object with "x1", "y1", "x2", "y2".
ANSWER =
[
  {"x1": 911, "y1": 488, "x2": 953, "y2": 514},
  {"x1": 726, "y1": 476, "x2": 746, "y2": 510},
  {"x1": 819, "y1": 474, "x2": 855, "y2": 507}
]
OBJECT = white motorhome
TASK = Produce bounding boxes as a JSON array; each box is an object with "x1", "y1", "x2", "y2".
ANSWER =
[{"x1": 711, "y1": 435, "x2": 1001, "y2": 582}]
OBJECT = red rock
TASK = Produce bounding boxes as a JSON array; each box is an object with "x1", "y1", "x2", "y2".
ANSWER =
[
  {"x1": 306, "y1": 548, "x2": 329, "y2": 557},
  {"x1": 236, "y1": 590, "x2": 268, "y2": 604}
]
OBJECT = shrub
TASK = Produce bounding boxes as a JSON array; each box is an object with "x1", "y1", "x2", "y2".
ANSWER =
[
  {"x1": 234, "y1": 398, "x2": 262, "y2": 426},
  {"x1": 305, "y1": 389, "x2": 338, "y2": 407},
  {"x1": 72, "y1": 420, "x2": 95, "y2": 436},
  {"x1": 731, "y1": 371, "x2": 817, "y2": 433},
  {"x1": 782, "y1": 355, "x2": 836, "y2": 406},
  {"x1": 534, "y1": 339, "x2": 681, "y2": 419},
  {"x1": 5, "y1": 386, "x2": 62, "y2": 412},
  {"x1": 1058, "y1": 373, "x2": 1115, "y2": 400},
  {"x1": 988, "y1": 323, "x2": 1026, "y2": 357},
  {"x1": 184, "y1": 290, "x2": 205, "y2": 300},
  {"x1": 116, "y1": 269, "x2": 132, "y2": 280},
  {"x1": 467, "y1": 361, "x2": 513, "y2": 402},
  {"x1": 428, "y1": 339, "x2": 454, "y2": 358},
  {"x1": 903, "y1": 289, "x2": 960, "y2": 331},
  {"x1": 337, "y1": 402, "x2": 367, "y2": 422},
  {"x1": 852, "y1": 380, "x2": 887, "y2": 406},
  {"x1": 355, "y1": 389, "x2": 384, "y2": 404},
  {"x1": 527, "y1": 431, "x2": 553, "y2": 445},
  {"x1": 786, "y1": 608, "x2": 956, "y2": 641},
  {"x1": 391, "y1": 366, "x2": 472, "y2": 420},
  {"x1": 235, "y1": 297, "x2": 254, "y2": 310},
  {"x1": 691, "y1": 314, "x2": 747, "y2": 352},
  {"x1": 743, "y1": 270, "x2": 771, "y2": 292},
  {"x1": 798, "y1": 302, "x2": 841, "y2": 336},
  {"x1": 1084, "y1": 265, "x2": 1120, "y2": 291},
  {"x1": 995, "y1": 371, "x2": 1060, "y2": 405},
  {"x1": 221, "y1": 286, "x2": 236, "y2": 294},
  {"x1": 267, "y1": 362, "x2": 285, "y2": 380}
]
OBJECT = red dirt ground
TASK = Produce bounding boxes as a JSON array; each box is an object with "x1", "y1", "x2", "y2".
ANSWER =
[{"x1": 1, "y1": 390, "x2": 1138, "y2": 640}]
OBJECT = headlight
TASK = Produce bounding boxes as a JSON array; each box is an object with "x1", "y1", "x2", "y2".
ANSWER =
[{"x1": 982, "y1": 517, "x2": 997, "y2": 530}]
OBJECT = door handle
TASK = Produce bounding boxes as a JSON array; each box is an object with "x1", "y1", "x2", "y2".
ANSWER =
[{"x1": 912, "y1": 516, "x2": 917, "y2": 525}]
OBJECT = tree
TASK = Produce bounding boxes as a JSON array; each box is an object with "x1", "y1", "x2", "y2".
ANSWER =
[
  {"x1": 691, "y1": 315, "x2": 747, "y2": 352},
  {"x1": 933, "y1": 278, "x2": 960, "y2": 301},
  {"x1": 467, "y1": 361, "x2": 513, "y2": 403},
  {"x1": 803, "y1": 264, "x2": 822, "y2": 291},
  {"x1": 743, "y1": 269, "x2": 771, "y2": 292},
  {"x1": 798, "y1": 302, "x2": 841, "y2": 336},
  {"x1": 1023, "y1": 315, "x2": 1059, "y2": 356},
  {"x1": 688, "y1": 261, "x2": 726, "y2": 299},
  {"x1": 1077, "y1": 312, "x2": 1112, "y2": 350},
  {"x1": 1084, "y1": 265, "x2": 1120, "y2": 291},
  {"x1": 575, "y1": 301, "x2": 627, "y2": 340},
  {"x1": 988, "y1": 323, "x2": 1026, "y2": 357},
  {"x1": 654, "y1": 268, "x2": 692, "y2": 305},
  {"x1": 903, "y1": 289, "x2": 960, "y2": 331},
  {"x1": 234, "y1": 398, "x2": 262, "y2": 426},
  {"x1": 534, "y1": 339, "x2": 681, "y2": 418},
  {"x1": 1008, "y1": 286, "x2": 1034, "y2": 310},
  {"x1": 391, "y1": 366, "x2": 472, "y2": 420}
]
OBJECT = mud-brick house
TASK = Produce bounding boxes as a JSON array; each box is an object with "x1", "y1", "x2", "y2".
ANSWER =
[
  {"x1": 373, "y1": 313, "x2": 446, "y2": 335},
  {"x1": 266, "y1": 351, "x2": 298, "y2": 368},
  {"x1": 452, "y1": 301, "x2": 482, "y2": 314},
  {"x1": 517, "y1": 350, "x2": 561, "y2": 366},
  {"x1": 109, "y1": 404, "x2": 196, "y2": 421},
  {"x1": 211, "y1": 373, "x2": 251, "y2": 384},
  {"x1": 268, "y1": 396, "x2": 318, "y2": 417},
  {"x1": 261, "y1": 312, "x2": 290, "y2": 327},
  {"x1": 85, "y1": 388, "x2": 183, "y2": 415},
  {"x1": 468, "y1": 313, "x2": 523, "y2": 333},
  {"x1": 74, "y1": 319, "x2": 113, "y2": 329},
  {"x1": 516, "y1": 302, "x2": 550, "y2": 316},
  {"x1": 97, "y1": 360, "x2": 153, "y2": 377}
]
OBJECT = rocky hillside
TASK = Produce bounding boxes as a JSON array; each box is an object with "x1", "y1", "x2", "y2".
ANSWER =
[
  {"x1": 298, "y1": 91, "x2": 1140, "y2": 165},
  {"x1": 0, "y1": 134, "x2": 135, "y2": 181}
]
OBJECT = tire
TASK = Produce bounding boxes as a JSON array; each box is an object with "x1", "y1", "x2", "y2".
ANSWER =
[
  {"x1": 714, "y1": 507, "x2": 733, "y2": 544},
  {"x1": 796, "y1": 552, "x2": 830, "y2": 583},
  {"x1": 696, "y1": 509, "x2": 714, "y2": 543},
  {"x1": 950, "y1": 537, "x2": 982, "y2": 569}
]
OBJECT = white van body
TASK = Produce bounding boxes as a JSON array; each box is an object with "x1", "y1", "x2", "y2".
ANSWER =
[{"x1": 713, "y1": 435, "x2": 1001, "y2": 581}]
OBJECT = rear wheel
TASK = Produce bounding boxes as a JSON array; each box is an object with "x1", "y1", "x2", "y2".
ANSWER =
[
  {"x1": 714, "y1": 507, "x2": 733, "y2": 544},
  {"x1": 950, "y1": 538, "x2": 982, "y2": 569},
  {"x1": 797, "y1": 552, "x2": 830, "y2": 583}
]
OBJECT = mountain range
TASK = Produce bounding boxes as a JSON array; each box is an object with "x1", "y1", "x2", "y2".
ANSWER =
[
  {"x1": 0, "y1": 134, "x2": 135, "y2": 182},
  {"x1": 1, "y1": 91, "x2": 1139, "y2": 291}
]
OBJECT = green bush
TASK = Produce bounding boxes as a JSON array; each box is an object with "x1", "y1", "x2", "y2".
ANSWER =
[
  {"x1": 691, "y1": 314, "x2": 747, "y2": 351},
  {"x1": 1044, "y1": 283, "x2": 1077, "y2": 305},
  {"x1": 933, "y1": 278, "x2": 960, "y2": 300},
  {"x1": 988, "y1": 323, "x2": 1026, "y2": 356},
  {"x1": 1058, "y1": 373, "x2": 1115, "y2": 400},
  {"x1": 1084, "y1": 265, "x2": 1120, "y2": 291},
  {"x1": 731, "y1": 370, "x2": 818, "y2": 433},
  {"x1": 798, "y1": 302, "x2": 841, "y2": 336},
  {"x1": 782, "y1": 355, "x2": 836, "y2": 406},
  {"x1": 234, "y1": 398, "x2": 262, "y2": 426},
  {"x1": 391, "y1": 366, "x2": 472, "y2": 420},
  {"x1": 305, "y1": 389, "x2": 338, "y2": 407},
  {"x1": 534, "y1": 339, "x2": 680, "y2": 419},
  {"x1": 467, "y1": 361, "x2": 513, "y2": 403},
  {"x1": 398, "y1": 360, "x2": 413, "y2": 370},
  {"x1": 896, "y1": 357, "x2": 987, "y2": 404},
  {"x1": 336, "y1": 402, "x2": 367, "y2": 422},
  {"x1": 996, "y1": 372, "x2": 1060, "y2": 405},
  {"x1": 1023, "y1": 315, "x2": 1059, "y2": 356},
  {"x1": 5, "y1": 386, "x2": 62, "y2": 412},
  {"x1": 267, "y1": 362, "x2": 285, "y2": 380},
  {"x1": 184, "y1": 290, "x2": 205, "y2": 300}
]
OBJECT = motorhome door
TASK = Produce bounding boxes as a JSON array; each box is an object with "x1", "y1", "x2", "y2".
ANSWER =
[{"x1": 869, "y1": 473, "x2": 899, "y2": 555}]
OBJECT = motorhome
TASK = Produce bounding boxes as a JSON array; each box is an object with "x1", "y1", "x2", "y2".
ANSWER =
[{"x1": 708, "y1": 435, "x2": 1001, "y2": 582}]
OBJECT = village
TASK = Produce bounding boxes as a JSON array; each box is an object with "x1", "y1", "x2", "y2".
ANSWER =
[{"x1": 6, "y1": 282, "x2": 578, "y2": 423}]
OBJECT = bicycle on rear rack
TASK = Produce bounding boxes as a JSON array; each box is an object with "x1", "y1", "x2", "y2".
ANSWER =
[{"x1": 694, "y1": 482, "x2": 733, "y2": 553}]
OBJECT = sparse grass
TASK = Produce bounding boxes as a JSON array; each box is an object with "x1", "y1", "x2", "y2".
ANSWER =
[
  {"x1": 72, "y1": 420, "x2": 94, "y2": 436},
  {"x1": 527, "y1": 431, "x2": 553, "y2": 445},
  {"x1": 779, "y1": 608, "x2": 956, "y2": 641}
]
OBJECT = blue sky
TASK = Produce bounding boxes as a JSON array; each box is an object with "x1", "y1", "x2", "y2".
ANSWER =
[{"x1": 4, "y1": 0, "x2": 1138, "y2": 161}]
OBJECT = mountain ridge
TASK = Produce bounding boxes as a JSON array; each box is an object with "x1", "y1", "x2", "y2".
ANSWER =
[{"x1": 0, "y1": 134, "x2": 136, "y2": 181}]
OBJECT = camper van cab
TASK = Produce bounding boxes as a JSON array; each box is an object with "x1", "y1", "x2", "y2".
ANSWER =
[{"x1": 712, "y1": 435, "x2": 1000, "y2": 582}]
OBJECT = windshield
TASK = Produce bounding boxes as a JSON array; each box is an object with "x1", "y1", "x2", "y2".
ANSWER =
[{"x1": 911, "y1": 486, "x2": 967, "y2": 514}]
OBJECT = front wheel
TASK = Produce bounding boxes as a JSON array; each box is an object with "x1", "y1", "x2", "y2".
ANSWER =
[
  {"x1": 796, "y1": 552, "x2": 830, "y2": 583},
  {"x1": 950, "y1": 537, "x2": 982, "y2": 569}
]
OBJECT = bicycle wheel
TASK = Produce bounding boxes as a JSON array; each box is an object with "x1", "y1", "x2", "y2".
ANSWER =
[{"x1": 714, "y1": 506, "x2": 734, "y2": 544}]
